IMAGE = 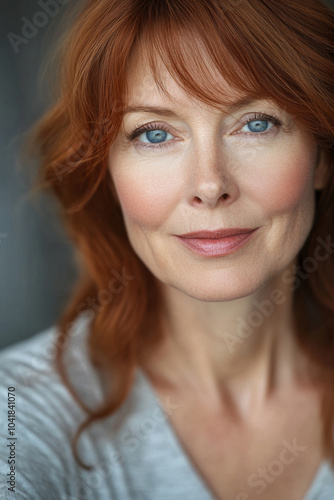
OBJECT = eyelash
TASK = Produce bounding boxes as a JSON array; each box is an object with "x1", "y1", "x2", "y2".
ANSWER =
[{"x1": 125, "y1": 112, "x2": 284, "y2": 150}]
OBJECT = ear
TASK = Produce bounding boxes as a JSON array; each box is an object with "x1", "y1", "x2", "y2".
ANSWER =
[{"x1": 314, "y1": 147, "x2": 330, "y2": 190}]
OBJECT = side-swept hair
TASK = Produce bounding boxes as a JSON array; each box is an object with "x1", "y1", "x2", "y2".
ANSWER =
[{"x1": 26, "y1": 0, "x2": 334, "y2": 468}]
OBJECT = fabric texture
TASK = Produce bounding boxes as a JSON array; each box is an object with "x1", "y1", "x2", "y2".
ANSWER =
[{"x1": 0, "y1": 315, "x2": 334, "y2": 500}]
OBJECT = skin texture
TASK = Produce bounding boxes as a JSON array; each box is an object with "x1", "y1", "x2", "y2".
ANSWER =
[{"x1": 108, "y1": 53, "x2": 329, "y2": 419}]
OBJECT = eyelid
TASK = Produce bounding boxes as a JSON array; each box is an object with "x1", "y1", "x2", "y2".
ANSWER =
[
  {"x1": 125, "y1": 121, "x2": 177, "y2": 142},
  {"x1": 233, "y1": 112, "x2": 283, "y2": 134},
  {"x1": 126, "y1": 112, "x2": 284, "y2": 149}
]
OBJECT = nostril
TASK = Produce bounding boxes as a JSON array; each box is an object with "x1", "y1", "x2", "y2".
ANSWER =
[{"x1": 222, "y1": 193, "x2": 229, "y2": 200}]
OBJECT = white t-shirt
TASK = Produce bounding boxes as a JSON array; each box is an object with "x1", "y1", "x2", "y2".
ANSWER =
[{"x1": 0, "y1": 315, "x2": 334, "y2": 500}]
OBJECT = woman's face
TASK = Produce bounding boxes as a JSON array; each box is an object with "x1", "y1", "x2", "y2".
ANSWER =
[{"x1": 108, "y1": 56, "x2": 327, "y2": 302}]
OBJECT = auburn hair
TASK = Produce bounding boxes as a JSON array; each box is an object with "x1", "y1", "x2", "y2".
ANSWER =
[{"x1": 25, "y1": 0, "x2": 334, "y2": 469}]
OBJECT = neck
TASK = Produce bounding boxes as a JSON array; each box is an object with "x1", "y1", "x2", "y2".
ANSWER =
[{"x1": 141, "y1": 261, "x2": 315, "y2": 419}]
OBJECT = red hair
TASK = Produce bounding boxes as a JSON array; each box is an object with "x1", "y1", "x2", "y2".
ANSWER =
[{"x1": 26, "y1": 0, "x2": 334, "y2": 469}]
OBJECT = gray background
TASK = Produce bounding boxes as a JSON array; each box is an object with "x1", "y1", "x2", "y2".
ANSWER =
[
  {"x1": 1, "y1": 0, "x2": 334, "y2": 349},
  {"x1": 0, "y1": 0, "x2": 79, "y2": 349}
]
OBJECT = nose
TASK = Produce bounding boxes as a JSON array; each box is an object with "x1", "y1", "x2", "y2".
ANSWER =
[{"x1": 187, "y1": 144, "x2": 240, "y2": 208}]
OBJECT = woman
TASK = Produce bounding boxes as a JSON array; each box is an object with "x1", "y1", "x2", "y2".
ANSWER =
[{"x1": 1, "y1": 0, "x2": 334, "y2": 499}]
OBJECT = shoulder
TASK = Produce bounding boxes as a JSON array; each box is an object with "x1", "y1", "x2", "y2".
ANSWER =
[
  {"x1": 0, "y1": 316, "x2": 107, "y2": 500},
  {"x1": 0, "y1": 315, "x2": 102, "y2": 407}
]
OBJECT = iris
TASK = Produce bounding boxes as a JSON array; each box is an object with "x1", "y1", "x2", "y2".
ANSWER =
[
  {"x1": 145, "y1": 130, "x2": 168, "y2": 143},
  {"x1": 248, "y1": 120, "x2": 269, "y2": 133}
]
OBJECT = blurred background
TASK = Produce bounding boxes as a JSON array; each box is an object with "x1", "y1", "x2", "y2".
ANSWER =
[
  {"x1": 1, "y1": 0, "x2": 334, "y2": 349},
  {"x1": 0, "y1": 0, "x2": 80, "y2": 349}
]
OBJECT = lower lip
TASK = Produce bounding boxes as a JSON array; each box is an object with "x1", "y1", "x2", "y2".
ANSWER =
[{"x1": 175, "y1": 229, "x2": 258, "y2": 257}]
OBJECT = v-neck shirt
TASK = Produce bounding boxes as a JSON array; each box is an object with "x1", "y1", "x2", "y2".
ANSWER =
[{"x1": 0, "y1": 316, "x2": 333, "y2": 500}]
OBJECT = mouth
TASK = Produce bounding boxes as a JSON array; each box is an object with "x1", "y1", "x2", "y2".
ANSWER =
[
  {"x1": 178, "y1": 228, "x2": 256, "y2": 239},
  {"x1": 174, "y1": 227, "x2": 259, "y2": 257}
]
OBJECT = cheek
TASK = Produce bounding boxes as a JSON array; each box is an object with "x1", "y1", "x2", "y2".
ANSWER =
[
  {"x1": 245, "y1": 146, "x2": 316, "y2": 214},
  {"x1": 109, "y1": 157, "x2": 181, "y2": 229}
]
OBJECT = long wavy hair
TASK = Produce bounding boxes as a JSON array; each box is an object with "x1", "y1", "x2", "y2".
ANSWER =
[{"x1": 26, "y1": 0, "x2": 334, "y2": 469}]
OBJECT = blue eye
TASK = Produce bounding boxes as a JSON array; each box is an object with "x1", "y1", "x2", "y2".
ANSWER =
[
  {"x1": 140, "y1": 129, "x2": 171, "y2": 144},
  {"x1": 126, "y1": 112, "x2": 283, "y2": 150},
  {"x1": 125, "y1": 123, "x2": 175, "y2": 147},
  {"x1": 239, "y1": 112, "x2": 283, "y2": 135},
  {"x1": 242, "y1": 119, "x2": 272, "y2": 133}
]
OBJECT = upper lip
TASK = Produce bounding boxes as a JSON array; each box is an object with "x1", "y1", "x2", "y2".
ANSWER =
[{"x1": 178, "y1": 228, "x2": 257, "y2": 239}]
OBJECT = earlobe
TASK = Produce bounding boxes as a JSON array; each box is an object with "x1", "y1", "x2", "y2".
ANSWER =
[{"x1": 314, "y1": 147, "x2": 330, "y2": 190}]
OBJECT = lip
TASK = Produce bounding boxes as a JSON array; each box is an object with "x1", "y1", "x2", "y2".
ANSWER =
[
  {"x1": 175, "y1": 227, "x2": 259, "y2": 257},
  {"x1": 178, "y1": 228, "x2": 256, "y2": 239}
]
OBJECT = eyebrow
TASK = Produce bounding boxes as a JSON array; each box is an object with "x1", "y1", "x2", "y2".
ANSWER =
[{"x1": 123, "y1": 97, "x2": 261, "y2": 117}]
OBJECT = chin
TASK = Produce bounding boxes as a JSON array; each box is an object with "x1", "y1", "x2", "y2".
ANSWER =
[{"x1": 171, "y1": 277, "x2": 266, "y2": 303}]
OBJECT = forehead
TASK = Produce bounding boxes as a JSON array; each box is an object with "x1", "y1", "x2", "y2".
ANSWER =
[{"x1": 124, "y1": 40, "x2": 249, "y2": 112}]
